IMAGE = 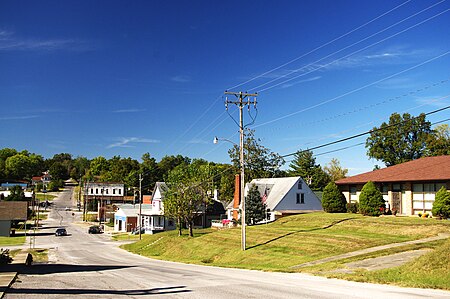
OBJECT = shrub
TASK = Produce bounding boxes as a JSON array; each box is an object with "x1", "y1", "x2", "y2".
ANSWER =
[
  {"x1": 321, "y1": 182, "x2": 347, "y2": 213},
  {"x1": 358, "y1": 181, "x2": 385, "y2": 216},
  {"x1": 432, "y1": 186, "x2": 450, "y2": 219},
  {"x1": 347, "y1": 202, "x2": 359, "y2": 213}
]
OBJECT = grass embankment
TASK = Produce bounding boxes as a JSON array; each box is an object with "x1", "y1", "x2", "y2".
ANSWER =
[
  {"x1": 122, "y1": 213, "x2": 450, "y2": 274},
  {"x1": 34, "y1": 193, "x2": 56, "y2": 201}
]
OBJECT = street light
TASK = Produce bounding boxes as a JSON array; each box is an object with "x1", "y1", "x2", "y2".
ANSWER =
[{"x1": 214, "y1": 136, "x2": 246, "y2": 251}]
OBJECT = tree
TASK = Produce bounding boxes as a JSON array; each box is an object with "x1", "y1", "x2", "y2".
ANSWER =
[
  {"x1": 431, "y1": 186, "x2": 450, "y2": 219},
  {"x1": 88, "y1": 156, "x2": 110, "y2": 178},
  {"x1": 323, "y1": 158, "x2": 348, "y2": 182},
  {"x1": 358, "y1": 181, "x2": 385, "y2": 216},
  {"x1": 288, "y1": 150, "x2": 330, "y2": 191},
  {"x1": 49, "y1": 162, "x2": 69, "y2": 181},
  {"x1": 426, "y1": 124, "x2": 450, "y2": 156},
  {"x1": 158, "y1": 155, "x2": 190, "y2": 181},
  {"x1": 140, "y1": 153, "x2": 161, "y2": 194},
  {"x1": 6, "y1": 185, "x2": 26, "y2": 201},
  {"x1": 321, "y1": 182, "x2": 347, "y2": 213},
  {"x1": 245, "y1": 184, "x2": 266, "y2": 225},
  {"x1": 5, "y1": 153, "x2": 43, "y2": 180},
  {"x1": 366, "y1": 113, "x2": 432, "y2": 166},
  {"x1": 164, "y1": 163, "x2": 210, "y2": 237},
  {"x1": 228, "y1": 130, "x2": 284, "y2": 183}
]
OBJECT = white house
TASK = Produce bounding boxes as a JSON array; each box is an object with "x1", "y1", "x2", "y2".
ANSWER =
[
  {"x1": 227, "y1": 176, "x2": 323, "y2": 222},
  {"x1": 114, "y1": 204, "x2": 151, "y2": 233},
  {"x1": 140, "y1": 182, "x2": 176, "y2": 234}
]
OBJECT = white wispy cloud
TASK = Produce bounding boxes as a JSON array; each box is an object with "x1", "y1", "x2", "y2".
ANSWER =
[
  {"x1": 0, "y1": 28, "x2": 93, "y2": 52},
  {"x1": 106, "y1": 137, "x2": 160, "y2": 149},
  {"x1": 112, "y1": 108, "x2": 146, "y2": 113},
  {"x1": 187, "y1": 138, "x2": 208, "y2": 144},
  {"x1": 281, "y1": 76, "x2": 321, "y2": 89},
  {"x1": 171, "y1": 75, "x2": 191, "y2": 83},
  {"x1": 414, "y1": 95, "x2": 450, "y2": 108},
  {"x1": 0, "y1": 115, "x2": 39, "y2": 120}
]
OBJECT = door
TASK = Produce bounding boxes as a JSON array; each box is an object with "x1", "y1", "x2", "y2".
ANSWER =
[{"x1": 392, "y1": 192, "x2": 401, "y2": 214}]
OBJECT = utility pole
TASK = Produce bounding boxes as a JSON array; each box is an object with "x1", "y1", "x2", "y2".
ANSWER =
[
  {"x1": 139, "y1": 173, "x2": 143, "y2": 240},
  {"x1": 224, "y1": 91, "x2": 257, "y2": 251}
]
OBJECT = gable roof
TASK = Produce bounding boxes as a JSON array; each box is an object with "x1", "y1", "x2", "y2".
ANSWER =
[
  {"x1": 0, "y1": 201, "x2": 28, "y2": 220},
  {"x1": 336, "y1": 155, "x2": 450, "y2": 185},
  {"x1": 247, "y1": 177, "x2": 301, "y2": 210}
]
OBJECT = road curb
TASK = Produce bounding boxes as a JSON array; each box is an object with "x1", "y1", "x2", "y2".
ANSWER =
[{"x1": 0, "y1": 272, "x2": 17, "y2": 299}]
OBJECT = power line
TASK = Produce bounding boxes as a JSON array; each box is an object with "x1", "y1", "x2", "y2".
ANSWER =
[
  {"x1": 257, "y1": 78, "x2": 450, "y2": 134},
  {"x1": 227, "y1": 0, "x2": 413, "y2": 91},
  {"x1": 254, "y1": 50, "x2": 450, "y2": 129},
  {"x1": 253, "y1": 0, "x2": 447, "y2": 92},
  {"x1": 281, "y1": 101, "x2": 450, "y2": 158}
]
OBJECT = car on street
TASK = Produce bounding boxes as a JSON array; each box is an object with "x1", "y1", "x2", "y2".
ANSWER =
[
  {"x1": 55, "y1": 227, "x2": 68, "y2": 236},
  {"x1": 88, "y1": 225, "x2": 103, "y2": 234}
]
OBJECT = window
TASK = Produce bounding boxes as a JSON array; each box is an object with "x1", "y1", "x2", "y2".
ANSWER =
[
  {"x1": 105, "y1": 189, "x2": 109, "y2": 195},
  {"x1": 119, "y1": 189, "x2": 122, "y2": 195},
  {"x1": 113, "y1": 189, "x2": 116, "y2": 195},
  {"x1": 296, "y1": 193, "x2": 305, "y2": 204},
  {"x1": 297, "y1": 181, "x2": 303, "y2": 189},
  {"x1": 95, "y1": 188, "x2": 98, "y2": 194},
  {"x1": 90, "y1": 188, "x2": 93, "y2": 194}
]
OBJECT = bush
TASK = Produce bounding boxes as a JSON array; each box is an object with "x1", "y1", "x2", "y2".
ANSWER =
[
  {"x1": 48, "y1": 180, "x2": 63, "y2": 192},
  {"x1": 321, "y1": 182, "x2": 347, "y2": 213},
  {"x1": 432, "y1": 186, "x2": 450, "y2": 219},
  {"x1": 358, "y1": 181, "x2": 385, "y2": 216},
  {"x1": 347, "y1": 202, "x2": 359, "y2": 213}
]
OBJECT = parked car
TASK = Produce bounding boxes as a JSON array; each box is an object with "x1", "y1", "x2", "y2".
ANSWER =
[
  {"x1": 55, "y1": 227, "x2": 68, "y2": 236},
  {"x1": 131, "y1": 227, "x2": 145, "y2": 235},
  {"x1": 88, "y1": 225, "x2": 103, "y2": 234}
]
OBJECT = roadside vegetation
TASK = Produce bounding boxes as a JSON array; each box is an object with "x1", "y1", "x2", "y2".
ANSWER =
[
  {"x1": 0, "y1": 236, "x2": 26, "y2": 246},
  {"x1": 122, "y1": 212, "x2": 450, "y2": 290}
]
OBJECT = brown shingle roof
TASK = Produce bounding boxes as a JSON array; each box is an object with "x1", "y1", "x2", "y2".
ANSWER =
[
  {"x1": 336, "y1": 155, "x2": 450, "y2": 185},
  {"x1": 0, "y1": 201, "x2": 28, "y2": 220}
]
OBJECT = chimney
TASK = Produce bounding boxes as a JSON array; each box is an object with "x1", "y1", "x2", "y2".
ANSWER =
[{"x1": 233, "y1": 174, "x2": 240, "y2": 220}]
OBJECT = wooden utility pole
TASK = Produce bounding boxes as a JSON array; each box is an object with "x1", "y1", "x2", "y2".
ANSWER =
[
  {"x1": 139, "y1": 173, "x2": 143, "y2": 240},
  {"x1": 224, "y1": 91, "x2": 257, "y2": 251}
]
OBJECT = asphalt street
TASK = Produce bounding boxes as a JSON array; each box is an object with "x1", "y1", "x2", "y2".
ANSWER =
[{"x1": 5, "y1": 188, "x2": 450, "y2": 299}]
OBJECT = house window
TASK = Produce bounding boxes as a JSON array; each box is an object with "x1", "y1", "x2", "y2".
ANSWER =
[
  {"x1": 119, "y1": 189, "x2": 122, "y2": 195},
  {"x1": 105, "y1": 189, "x2": 109, "y2": 195},
  {"x1": 95, "y1": 188, "x2": 98, "y2": 194},
  {"x1": 113, "y1": 189, "x2": 116, "y2": 195},
  {"x1": 298, "y1": 181, "x2": 303, "y2": 189},
  {"x1": 90, "y1": 188, "x2": 93, "y2": 194},
  {"x1": 296, "y1": 193, "x2": 305, "y2": 204},
  {"x1": 350, "y1": 186, "x2": 357, "y2": 203}
]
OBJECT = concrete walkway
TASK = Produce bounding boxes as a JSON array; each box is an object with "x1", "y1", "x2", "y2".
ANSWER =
[
  {"x1": 0, "y1": 251, "x2": 31, "y2": 299},
  {"x1": 290, "y1": 233, "x2": 450, "y2": 269}
]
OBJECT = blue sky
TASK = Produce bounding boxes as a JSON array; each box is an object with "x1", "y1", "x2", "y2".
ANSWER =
[{"x1": 0, "y1": 0, "x2": 449, "y2": 175}]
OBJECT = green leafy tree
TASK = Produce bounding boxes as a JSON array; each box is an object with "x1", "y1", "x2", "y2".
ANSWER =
[
  {"x1": 6, "y1": 185, "x2": 26, "y2": 201},
  {"x1": 49, "y1": 162, "x2": 69, "y2": 181},
  {"x1": 321, "y1": 182, "x2": 347, "y2": 213},
  {"x1": 140, "y1": 153, "x2": 162, "y2": 194},
  {"x1": 158, "y1": 155, "x2": 190, "y2": 181},
  {"x1": 228, "y1": 130, "x2": 284, "y2": 183},
  {"x1": 164, "y1": 163, "x2": 210, "y2": 237},
  {"x1": 245, "y1": 184, "x2": 266, "y2": 225},
  {"x1": 323, "y1": 158, "x2": 348, "y2": 182},
  {"x1": 431, "y1": 186, "x2": 450, "y2": 219},
  {"x1": 426, "y1": 124, "x2": 450, "y2": 156},
  {"x1": 5, "y1": 153, "x2": 44, "y2": 180},
  {"x1": 88, "y1": 156, "x2": 110, "y2": 179},
  {"x1": 71, "y1": 156, "x2": 90, "y2": 179},
  {"x1": 366, "y1": 113, "x2": 432, "y2": 166},
  {"x1": 289, "y1": 150, "x2": 330, "y2": 191},
  {"x1": 358, "y1": 181, "x2": 385, "y2": 216}
]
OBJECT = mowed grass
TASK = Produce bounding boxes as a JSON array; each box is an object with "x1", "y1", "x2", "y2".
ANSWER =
[
  {"x1": 122, "y1": 212, "x2": 450, "y2": 273},
  {"x1": 0, "y1": 236, "x2": 26, "y2": 246}
]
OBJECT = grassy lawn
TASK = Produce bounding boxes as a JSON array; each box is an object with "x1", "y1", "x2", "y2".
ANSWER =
[
  {"x1": 122, "y1": 212, "x2": 450, "y2": 289},
  {"x1": 0, "y1": 236, "x2": 26, "y2": 246},
  {"x1": 34, "y1": 193, "x2": 56, "y2": 201}
]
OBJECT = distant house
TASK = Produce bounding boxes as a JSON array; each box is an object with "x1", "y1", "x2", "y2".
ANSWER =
[
  {"x1": 114, "y1": 204, "x2": 152, "y2": 232},
  {"x1": 140, "y1": 182, "x2": 176, "y2": 234},
  {"x1": 0, "y1": 201, "x2": 28, "y2": 236},
  {"x1": 227, "y1": 176, "x2": 323, "y2": 222},
  {"x1": 31, "y1": 171, "x2": 52, "y2": 186},
  {"x1": 335, "y1": 155, "x2": 450, "y2": 216},
  {"x1": 84, "y1": 182, "x2": 131, "y2": 221}
]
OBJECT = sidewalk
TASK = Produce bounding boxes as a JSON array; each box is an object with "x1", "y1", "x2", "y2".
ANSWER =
[
  {"x1": 0, "y1": 250, "x2": 32, "y2": 298},
  {"x1": 290, "y1": 233, "x2": 450, "y2": 269}
]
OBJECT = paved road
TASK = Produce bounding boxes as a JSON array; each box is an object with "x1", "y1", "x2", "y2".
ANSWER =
[{"x1": 5, "y1": 188, "x2": 450, "y2": 299}]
